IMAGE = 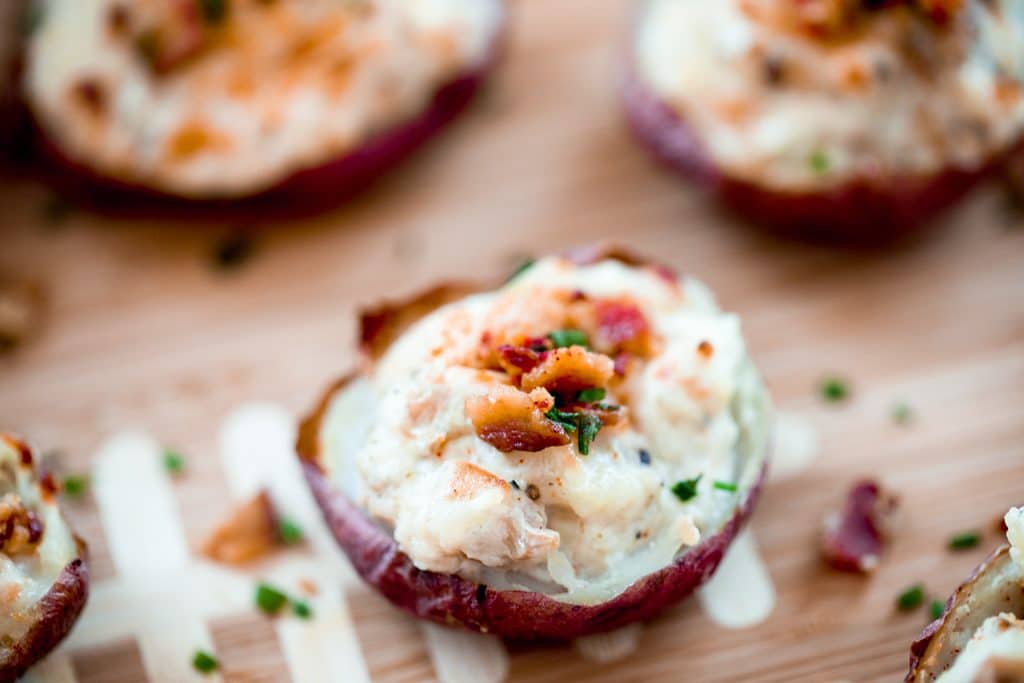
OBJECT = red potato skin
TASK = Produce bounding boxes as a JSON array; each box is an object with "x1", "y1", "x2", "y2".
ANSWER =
[
  {"x1": 299, "y1": 382, "x2": 766, "y2": 641},
  {"x1": 18, "y1": 22, "x2": 504, "y2": 220},
  {"x1": 622, "y1": 66, "x2": 1004, "y2": 245},
  {"x1": 0, "y1": 543, "x2": 89, "y2": 683},
  {"x1": 905, "y1": 545, "x2": 1018, "y2": 682}
]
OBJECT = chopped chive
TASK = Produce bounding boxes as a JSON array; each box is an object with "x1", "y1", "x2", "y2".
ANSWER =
[
  {"x1": 198, "y1": 0, "x2": 228, "y2": 23},
  {"x1": 948, "y1": 531, "x2": 981, "y2": 551},
  {"x1": 810, "y1": 149, "x2": 830, "y2": 174},
  {"x1": 577, "y1": 387, "x2": 606, "y2": 403},
  {"x1": 192, "y1": 650, "x2": 219, "y2": 674},
  {"x1": 577, "y1": 413, "x2": 602, "y2": 455},
  {"x1": 292, "y1": 600, "x2": 313, "y2": 620},
  {"x1": 62, "y1": 475, "x2": 89, "y2": 497},
  {"x1": 255, "y1": 583, "x2": 289, "y2": 615},
  {"x1": 278, "y1": 518, "x2": 304, "y2": 545},
  {"x1": 713, "y1": 481, "x2": 738, "y2": 493},
  {"x1": 162, "y1": 449, "x2": 185, "y2": 475},
  {"x1": 671, "y1": 475, "x2": 702, "y2": 503},
  {"x1": 42, "y1": 195, "x2": 73, "y2": 225},
  {"x1": 544, "y1": 408, "x2": 604, "y2": 455},
  {"x1": 505, "y1": 259, "x2": 535, "y2": 283},
  {"x1": 897, "y1": 584, "x2": 925, "y2": 611},
  {"x1": 213, "y1": 234, "x2": 254, "y2": 271},
  {"x1": 930, "y1": 599, "x2": 945, "y2": 621},
  {"x1": 547, "y1": 329, "x2": 589, "y2": 349},
  {"x1": 891, "y1": 402, "x2": 913, "y2": 425},
  {"x1": 819, "y1": 377, "x2": 850, "y2": 403}
]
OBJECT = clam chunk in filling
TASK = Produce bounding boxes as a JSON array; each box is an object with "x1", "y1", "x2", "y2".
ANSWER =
[{"x1": 322, "y1": 257, "x2": 771, "y2": 604}]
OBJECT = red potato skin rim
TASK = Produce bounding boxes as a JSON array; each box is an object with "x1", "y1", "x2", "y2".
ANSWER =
[
  {"x1": 299, "y1": 382, "x2": 766, "y2": 642},
  {"x1": 298, "y1": 246, "x2": 768, "y2": 640},
  {"x1": 0, "y1": 540, "x2": 89, "y2": 683},
  {"x1": 621, "y1": 59, "x2": 1007, "y2": 245},
  {"x1": 15, "y1": 14, "x2": 505, "y2": 219},
  {"x1": 905, "y1": 545, "x2": 1011, "y2": 682}
]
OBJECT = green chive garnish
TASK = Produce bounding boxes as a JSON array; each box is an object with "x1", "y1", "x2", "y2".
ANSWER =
[
  {"x1": 292, "y1": 600, "x2": 313, "y2": 620},
  {"x1": 577, "y1": 387, "x2": 606, "y2": 403},
  {"x1": 547, "y1": 329, "x2": 589, "y2": 349},
  {"x1": 810, "y1": 149, "x2": 830, "y2": 174},
  {"x1": 192, "y1": 650, "x2": 219, "y2": 674},
  {"x1": 62, "y1": 475, "x2": 88, "y2": 497},
  {"x1": 544, "y1": 408, "x2": 604, "y2": 455},
  {"x1": 949, "y1": 531, "x2": 981, "y2": 551},
  {"x1": 506, "y1": 259, "x2": 535, "y2": 283},
  {"x1": 278, "y1": 518, "x2": 304, "y2": 545},
  {"x1": 819, "y1": 377, "x2": 850, "y2": 403},
  {"x1": 163, "y1": 449, "x2": 185, "y2": 475},
  {"x1": 198, "y1": 0, "x2": 228, "y2": 23},
  {"x1": 930, "y1": 599, "x2": 945, "y2": 621},
  {"x1": 897, "y1": 584, "x2": 925, "y2": 611},
  {"x1": 255, "y1": 583, "x2": 289, "y2": 615},
  {"x1": 891, "y1": 402, "x2": 913, "y2": 425},
  {"x1": 713, "y1": 481, "x2": 738, "y2": 493},
  {"x1": 671, "y1": 475, "x2": 702, "y2": 503}
]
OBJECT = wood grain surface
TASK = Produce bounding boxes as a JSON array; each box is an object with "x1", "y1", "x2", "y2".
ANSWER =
[{"x1": 2, "y1": 1, "x2": 1023, "y2": 681}]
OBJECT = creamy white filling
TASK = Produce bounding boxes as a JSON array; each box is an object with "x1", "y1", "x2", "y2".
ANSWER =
[
  {"x1": 936, "y1": 613, "x2": 1024, "y2": 683},
  {"x1": 25, "y1": 0, "x2": 503, "y2": 197},
  {"x1": 320, "y1": 257, "x2": 771, "y2": 605},
  {"x1": 636, "y1": 0, "x2": 1024, "y2": 191},
  {"x1": 0, "y1": 439, "x2": 78, "y2": 642},
  {"x1": 1007, "y1": 506, "x2": 1024, "y2": 569}
]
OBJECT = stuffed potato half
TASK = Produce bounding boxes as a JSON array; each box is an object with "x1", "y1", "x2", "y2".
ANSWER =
[
  {"x1": 22, "y1": 0, "x2": 504, "y2": 205},
  {"x1": 0, "y1": 435, "x2": 88, "y2": 682},
  {"x1": 625, "y1": 0, "x2": 1024, "y2": 242},
  {"x1": 298, "y1": 248, "x2": 771, "y2": 640}
]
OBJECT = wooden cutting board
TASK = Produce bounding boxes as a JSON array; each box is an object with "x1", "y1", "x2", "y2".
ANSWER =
[{"x1": 2, "y1": 1, "x2": 1023, "y2": 680}]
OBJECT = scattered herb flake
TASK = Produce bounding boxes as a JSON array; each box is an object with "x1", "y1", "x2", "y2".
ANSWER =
[
  {"x1": 948, "y1": 531, "x2": 981, "y2": 551},
  {"x1": 42, "y1": 195, "x2": 73, "y2": 226},
  {"x1": 213, "y1": 233, "x2": 254, "y2": 271},
  {"x1": 713, "y1": 481, "x2": 738, "y2": 493},
  {"x1": 577, "y1": 387, "x2": 606, "y2": 403},
  {"x1": 545, "y1": 408, "x2": 579, "y2": 432},
  {"x1": 671, "y1": 475, "x2": 702, "y2": 503},
  {"x1": 819, "y1": 377, "x2": 850, "y2": 403},
  {"x1": 162, "y1": 449, "x2": 185, "y2": 475},
  {"x1": 62, "y1": 475, "x2": 89, "y2": 497},
  {"x1": 544, "y1": 408, "x2": 604, "y2": 455},
  {"x1": 930, "y1": 599, "x2": 945, "y2": 621},
  {"x1": 547, "y1": 329, "x2": 589, "y2": 349},
  {"x1": 891, "y1": 402, "x2": 913, "y2": 425},
  {"x1": 278, "y1": 518, "x2": 304, "y2": 545},
  {"x1": 292, "y1": 600, "x2": 313, "y2": 620},
  {"x1": 897, "y1": 584, "x2": 925, "y2": 611},
  {"x1": 810, "y1": 149, "x2": 831, "y2": 174},
  {"x1": 192, "y1": 650, "x2": 219, "y2": 674},
  {"x1": 198, "y1": 0, "x2": 228, "y2": 23},
  {"x1": 255, "y1": 583, "x2": 289, "y2": 615},
  {"x1": 577, "y1": 413, "x2": 602, "y2": 455},
  {"x1": 505, "y1": 259, "x2": 535, "y2": 283}
]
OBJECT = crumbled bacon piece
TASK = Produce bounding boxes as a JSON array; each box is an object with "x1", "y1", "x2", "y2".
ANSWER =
[
  {"x1": 200, "y1": 490, "x2": 282, "y2": 565},
  {"x1": 466, "y1": 386, "x2": 571, "y2": 453},
  {"x1": 0, "y1": 494, "x2": 43, "y2": 556},
  {"x1": 520, "y1": 347, "x2": 615, "y2": 397},
  {"x1": 496, "y1": 345, "x2": 546, "y2": 376},
  {"x1": 821, "y1": 480, "x2": 899, "y2": 573},
  {"x1": 593, "y1": 299, "x2": 652, "y2": 357},
  {"x1": 134, "y1": 0, "x2": 209, "y2": 74}
]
